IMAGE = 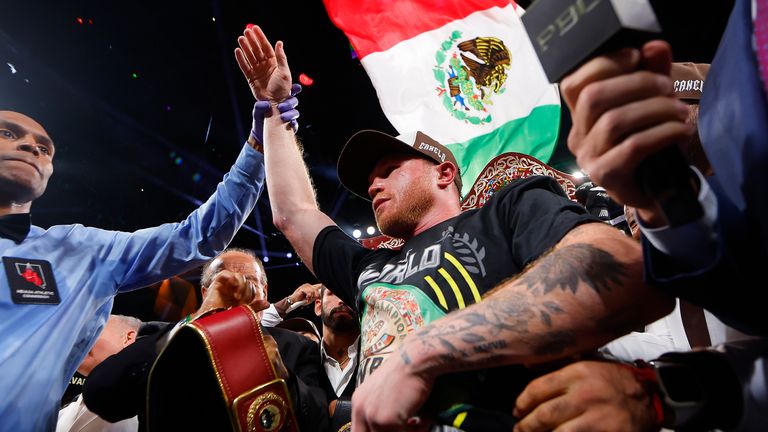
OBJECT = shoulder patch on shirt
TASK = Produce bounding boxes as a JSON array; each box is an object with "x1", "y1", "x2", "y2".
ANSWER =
[{"x1": 3, "y1": 256, "x2": 60, "y2": 304}]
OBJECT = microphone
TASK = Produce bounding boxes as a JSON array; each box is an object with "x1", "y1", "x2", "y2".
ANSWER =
[{"x1": 522, "y1": 0, "x2": 703, "y2": 227}]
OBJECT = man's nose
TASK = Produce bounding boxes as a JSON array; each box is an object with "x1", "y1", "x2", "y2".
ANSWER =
[
  {"x1": 367, "y1": 180, "x2": 383, "y2": 199},
  {"x1": 334, "y1": 299, "x2": 348, "y2": 309},
  {"x1": 17, "y1": 143, "x2": 40, "y2": 157}
]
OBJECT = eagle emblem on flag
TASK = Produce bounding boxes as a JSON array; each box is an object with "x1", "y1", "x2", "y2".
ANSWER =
[{"x1": 434, "y1": 31, "x2": 511, "y2": 125}]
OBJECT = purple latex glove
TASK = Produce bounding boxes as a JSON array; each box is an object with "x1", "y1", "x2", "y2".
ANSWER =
[{"x1": 250, "y1": 83, "x2": 302, "y2": 143}]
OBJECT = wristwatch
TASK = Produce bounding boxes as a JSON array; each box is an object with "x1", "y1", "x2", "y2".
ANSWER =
[
  {"x1": 285, "y1": 296, "x2": 295, "y2": 307},
  {"x1": 648, "y1": 350, "x2": 742, "y2": 430}
]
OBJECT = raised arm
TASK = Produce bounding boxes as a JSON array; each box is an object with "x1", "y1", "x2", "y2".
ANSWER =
[
  {"x1": 351, "y1": 222, "x2": 675, "y2": 430},
  {"x1": 235, "y1": 26, "x2": 334, "y2": 274}
]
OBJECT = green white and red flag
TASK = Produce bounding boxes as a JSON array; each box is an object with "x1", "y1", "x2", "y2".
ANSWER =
[{"x1": 323, "y1": 0, "x2": 561, "y2": 197}]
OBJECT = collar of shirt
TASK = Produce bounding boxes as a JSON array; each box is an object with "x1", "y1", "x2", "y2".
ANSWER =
[
  {"x1": 320, "y1": 336, "x2": 360, "y2": 367},
  {"x1": 0, "y1": 213, "x2": 31, "y2": 244}
]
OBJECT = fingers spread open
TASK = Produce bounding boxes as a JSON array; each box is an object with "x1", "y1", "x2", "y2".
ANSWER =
[
  {"x1": 238, "y1": 35, "x2": 260, "y2": 72},
  {"x1": 250, "y1": 25, "x2": 275, "y2": 61},
  {"x1": 234, "y1": 47, "x2": 251, "y2": 75},
  {"x1": 275, "y1": 41, "x2": 290, "y2": 74}
]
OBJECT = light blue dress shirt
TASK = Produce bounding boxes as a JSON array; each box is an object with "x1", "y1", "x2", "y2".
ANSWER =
[{"x1": 0, "y1": 144, "x2": 264, "y2": 431}]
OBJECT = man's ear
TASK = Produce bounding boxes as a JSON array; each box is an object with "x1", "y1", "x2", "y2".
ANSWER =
[
  {"x1": 315, "y1": 296, "x2": 323, "y2": 317},
  {"x1": 124, "y1": 329, "x2": 137, "y2": 347},
  {"x1": 435, "y1": 161, "x2": 458, "y2": 190}
]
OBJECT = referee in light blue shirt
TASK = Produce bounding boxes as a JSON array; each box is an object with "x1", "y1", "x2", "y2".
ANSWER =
[{"x1": 0, "y1": 109, "x2": 266, "y2": 431}]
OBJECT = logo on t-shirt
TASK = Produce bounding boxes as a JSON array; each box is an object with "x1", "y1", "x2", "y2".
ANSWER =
[
  {"x1": 357, "y1": 284, "x2": 446, "y2": 384},
  {"x1": 355, "y1": 226, "x2": 493, "y2": 384}
]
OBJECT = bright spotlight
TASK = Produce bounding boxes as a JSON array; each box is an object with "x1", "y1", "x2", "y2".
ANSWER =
[
  {"x1": 366, "y1": 226, "x2": 376, "y2": 235},
  {"x1": 352, "y1": 229, "x2": 362, "y2": 238}
]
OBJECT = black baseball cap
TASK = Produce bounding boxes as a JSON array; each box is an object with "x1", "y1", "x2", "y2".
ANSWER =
[{"x1": 336, "y1": 130, "x2": 462, "y2": 200}]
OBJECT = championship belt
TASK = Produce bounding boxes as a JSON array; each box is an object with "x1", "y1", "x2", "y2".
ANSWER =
[
  {"x1": 146, "y1": 305, "x2": 300, "y2": 432},
  {"x1": 330, "y1": 398, "x2": 352, "y2": 432}
]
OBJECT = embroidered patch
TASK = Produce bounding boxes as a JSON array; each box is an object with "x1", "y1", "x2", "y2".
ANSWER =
[{"x1": 3, "y1": 256, "x2": 60, "y2": 305}]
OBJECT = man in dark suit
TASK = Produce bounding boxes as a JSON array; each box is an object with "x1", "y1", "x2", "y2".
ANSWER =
[
  {"x1": 512, "y1": 2, "x2": 768, "y2": 429},
  {"x1": 82, "y1": 248, "x2": 329, "y2": 431},
  {"x1": 315, "y1": 285, "x2": 360, "y2": 401},
  {"x1": 313, "y1": 285, "x2": 360, "y2": 431}
]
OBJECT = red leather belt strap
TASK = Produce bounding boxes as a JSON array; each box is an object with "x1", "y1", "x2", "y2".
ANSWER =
[{"x1": 147, "y1": 305, "x2": 299, "y2": 431}]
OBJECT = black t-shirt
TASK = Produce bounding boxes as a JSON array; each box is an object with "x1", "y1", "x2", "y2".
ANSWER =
[{"x1": 313, "y1": 176, "x2": 597, "y2": 383}]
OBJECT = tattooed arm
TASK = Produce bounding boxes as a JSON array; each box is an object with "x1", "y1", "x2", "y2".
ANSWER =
[{"x1": 350, "y1": 222, "x2": 674, "y2": 431}]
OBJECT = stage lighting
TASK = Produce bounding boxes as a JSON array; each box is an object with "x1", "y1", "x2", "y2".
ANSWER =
[{"x1": 299, "y1": 73, "x2": 314, "y2": 86}]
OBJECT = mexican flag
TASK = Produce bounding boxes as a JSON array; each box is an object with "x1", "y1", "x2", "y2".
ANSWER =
[{"x1": 322, "y1": 0, "x2": 561, "y2": 197}]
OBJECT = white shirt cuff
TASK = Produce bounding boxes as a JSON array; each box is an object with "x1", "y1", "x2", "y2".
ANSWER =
[
  {"x1": 639, "y1": 166, "x2": 719, "y2": 267},
  {"x1": 260, "y1": 303, "x2": 283, "y2": 327}
]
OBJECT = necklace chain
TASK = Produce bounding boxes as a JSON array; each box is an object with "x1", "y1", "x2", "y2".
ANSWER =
[{"x1": 337, "y1": 355, "x2": 350, "y2": 368}]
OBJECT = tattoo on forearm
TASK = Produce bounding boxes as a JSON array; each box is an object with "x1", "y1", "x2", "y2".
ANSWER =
[
  {"x1": 519, "y1": 243, "x2": 628, "y2": 296},
  {"x1": 406, "y1": 244, "x2": 628, "y2": 371}
]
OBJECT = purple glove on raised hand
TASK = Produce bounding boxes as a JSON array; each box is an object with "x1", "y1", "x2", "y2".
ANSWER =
[{"x1": 250, "y1": 83, "x2": 302, "y2": 144}]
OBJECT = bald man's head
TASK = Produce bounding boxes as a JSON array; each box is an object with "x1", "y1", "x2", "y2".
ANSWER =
[{"x1": 0, "y1": 110, "x2": 55, "y2": 205}]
